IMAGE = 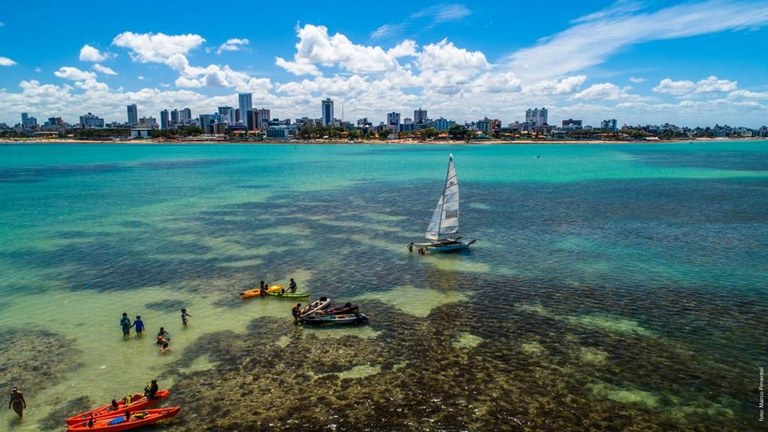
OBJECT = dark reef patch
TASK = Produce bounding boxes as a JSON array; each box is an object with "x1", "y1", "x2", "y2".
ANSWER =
[
  {"x1": 145, "y1": 299, "x2": 187, "y2": 311},
  {"x1": 155, "y1": 297, "x2": 752, "y2": 431},
  {"x1": 38, "y1": 395, "x2": 92, "y2": 430},
  {"x1": 0, "y1": 328, "x2": 83, "y2": 403}
]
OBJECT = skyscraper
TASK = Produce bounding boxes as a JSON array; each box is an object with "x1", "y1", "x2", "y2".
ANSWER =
[
  {"x1": 238, "y1": 93, "x2": 252, "y2": 125},
  {"x1": 256, "y1": 108, "x2": 270, "y2": 130},
  {"x1": 414, "y1": 108, "x2": 428, "y2": 124},
  {"x1": 525, "y1": 108, "x2": 548, "y2": 126},
  {"x1": 127, "y1": 104, "x2": 138, "y2": 126},
  {"x1": 387, "y1": 112, "x2": 401, "y2": 127},
  {"x1": 321, "y1": 98, "x2": 334, "y2": 126},
  {"x1": 160, "y1": 109, "x2": 169, "y2": 130},
  {"x1": 218, "y1": 106, "x2": 235, "y2": 124}
]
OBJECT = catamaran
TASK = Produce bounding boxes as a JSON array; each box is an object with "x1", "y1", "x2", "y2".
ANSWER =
[{"x1": 411, "y1": 154, "x2": 476, "y2": 253}]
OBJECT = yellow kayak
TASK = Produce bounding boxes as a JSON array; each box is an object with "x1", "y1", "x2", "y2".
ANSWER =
[{"x1": 240, "y1": 284, "x2": 283, "y2": 299}]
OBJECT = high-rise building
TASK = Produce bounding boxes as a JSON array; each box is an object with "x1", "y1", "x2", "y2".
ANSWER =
[
  {"x1": 127, "y1": 104, "x2": 138, "y2": 126},
  {"x1": 321, "y1": 98, "x2": 334, "y2": 126},
  {"x1": 414, "y1": 108, "x2": 428, "y2": 124},
  {"x1": 199, "y1": 114, "x2": 217, "y2": 134},
  {"x1": 181, "y1": 108, "x2": 192, "y2": 123},
  {"x1": 20, "y1": 112, "x2": 37, "y2": 129},
  {"x1": 387, "y1": 112, "x2": 401, "y2": 127},
  {"x1": 246, "y1": 110, "x2": 256, "y2": 131},
  {"x1": 160, "y1": 110, "x2": 169, "y2": 130},
  {"x1": 80, "y1": 112, "x2": 105, "y2": 128},
  {"x1": 525, "y1": 108, "x2": 548, "y2": 126},
  {"x1": 238, "y1": 93, "x2": 252, "y2": 124},
  {"x1": 218, "y1": 106, "x2": 235, "y2": 124},
  {"x1": 257, "y1": 109, "x2": 270, "y2": 130},
  {"x1": 433, "y1": 117, "x2": 456, "y2": 132},
  {"x1": 170, "y1": 109, "x2": 179, "y2": 125},
  {"x1": 601, "y1": 119, "x2": 618, "y2": 131}
]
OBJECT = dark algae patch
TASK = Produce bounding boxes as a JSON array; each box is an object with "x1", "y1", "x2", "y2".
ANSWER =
[
  {"x1": 0, "y1": 328, "x2": 82, "y2": 393},
  {"x1": 158, "y1": 300, "x2": 751, "y2": 431}
]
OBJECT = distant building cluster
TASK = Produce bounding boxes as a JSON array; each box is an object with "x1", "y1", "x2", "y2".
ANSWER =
[{"x1": 4, "y1": 94, "x2": 768, "y2": 141}]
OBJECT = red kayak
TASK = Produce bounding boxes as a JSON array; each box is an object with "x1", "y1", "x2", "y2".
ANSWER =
[
  {"x1": 67, "y1": 407, "x2": 181, "y2": 432},
  {"x1": 65, "y1": 390, "x2": 170, "y2": 425}
]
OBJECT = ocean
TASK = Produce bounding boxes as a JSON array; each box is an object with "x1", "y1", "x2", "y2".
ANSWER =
[{"x1": 1, "y1": 141, "x2": 766, "y2": 431}]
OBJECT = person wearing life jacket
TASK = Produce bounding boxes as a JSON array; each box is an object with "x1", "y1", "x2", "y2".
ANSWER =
[{"x1": 144, "y1": 379, "x2": 159, "y2": 399}]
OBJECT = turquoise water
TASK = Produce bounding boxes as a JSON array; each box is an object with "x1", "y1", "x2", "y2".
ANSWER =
[{"x1": 1, "y1": 142, "x2": 766, "y2": 431}]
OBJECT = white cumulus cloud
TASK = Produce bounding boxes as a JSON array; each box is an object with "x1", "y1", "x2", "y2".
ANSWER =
[
  {"x1": 79, "y1": 45, "x2": 109, "y2": 62},
  {"x1": 54, "y1": 66, "x2": 97, "y2": 81},
  {"x1": 572, "y1": 83, "x2": 638, "y2": 101},
  {"x1": 694, "y1": 75, "x2": 737, "y2": 93},
  {"x1": 275, "y1": 24, "x2": 403, "y2": 75},
  {"x1": 0, "y1": 56, "x2": 16, "y2": 66},
  {"x1": 217, "y1": 38, "x2": 249, "y2": 54},
  {"x1": 112, "y1": 32, "x2": 205, "y2": 63},
  {"x1": 525, "y1": 75, "x2": 587, "y2": 95},
  {"x1": 92, "y1": 64, "x2": 117, "y2": 75},
  {"x1": 653, "y1": 75, "x2": 738, "y2": 96}
]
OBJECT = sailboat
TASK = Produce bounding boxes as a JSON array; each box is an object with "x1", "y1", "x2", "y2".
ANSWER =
[{"x1": 411, "y1": 154, "x2": 476, "y2": 253}]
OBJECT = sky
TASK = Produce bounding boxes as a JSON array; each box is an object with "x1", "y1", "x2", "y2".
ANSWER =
[{"x1": 1, "y1": 0, "x2": 767, "y2": 128}]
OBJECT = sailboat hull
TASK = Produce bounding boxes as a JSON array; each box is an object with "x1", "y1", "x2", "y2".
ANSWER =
[{"x1": 419, "y1": 240, "x2": 475, "y2": 253}]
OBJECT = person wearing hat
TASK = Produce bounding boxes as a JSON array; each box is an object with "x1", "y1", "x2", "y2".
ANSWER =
[{"x1": 8, "y1": 386, "x2": 26, "y2": 417}]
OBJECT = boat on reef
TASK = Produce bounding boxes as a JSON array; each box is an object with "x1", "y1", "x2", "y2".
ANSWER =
[
  {"x1": 66, "y1": 406, "x2": 181, "y2": 432},
  {"x1": 267, "y1": 291, "x2": 311, "y2": 299},
  {"x1": 300, "y1": 297, "x2": 331, "y2": 316},
  {"x1": 300, "y1": 312, "x2": 368, "y2": 326},
  {"x1": 411, "y1": 154, "x2": 476, "y2": 253},
  {"x1": 66, "y1": 390, "x2": 170, "y2": 425},
  {"x1": 316, "y1": 302, "x2": 359, "y2": 315},
  {"x1": 240, "y1": 284, "x2": 282, "y2": 299}
]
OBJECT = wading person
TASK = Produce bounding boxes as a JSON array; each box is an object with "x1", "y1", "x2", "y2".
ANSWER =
[
  {"x1": 8, "y1": 386, "x2": 26, "y2": 417},
  {"x1": 120, "y1": 312, "x2": 132, "y2": 337}
]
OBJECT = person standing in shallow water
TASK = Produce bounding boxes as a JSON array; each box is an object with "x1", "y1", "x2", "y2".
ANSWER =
[
  {"x1": 133, "y1": 315, "x2": 145, "y2": 336},
  {"x1": 181, "y1": 308, "x2": 191, "y2": 326},
  {"x1": 120, "y1": 312, "x2": 132, "y2": 337},
  {"x1": 289, "y1": 278, "x2": 297, "y2": 293},
  {"x1": 8, "y1": 386, "x2": 26, "y2": 417}
]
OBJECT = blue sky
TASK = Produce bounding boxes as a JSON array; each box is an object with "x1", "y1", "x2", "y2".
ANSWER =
[{"x1": 1, "y1": 0, "x2": 767, "y2": 127}]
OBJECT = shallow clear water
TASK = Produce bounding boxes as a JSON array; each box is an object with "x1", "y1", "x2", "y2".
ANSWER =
[{"x1": 1, "y1": 142, "x2": 766, "y2": 431}]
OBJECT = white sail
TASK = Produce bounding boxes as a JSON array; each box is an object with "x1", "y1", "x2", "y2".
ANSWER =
[
  {"x1": 425, "y1": 195, "x2": 444, "y2": 241},
  {"x1": 425, "y1": 155, "x2": 460, "y2": 241}
]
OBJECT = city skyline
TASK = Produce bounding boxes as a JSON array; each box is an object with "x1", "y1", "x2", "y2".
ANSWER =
[{"x1": 1, "y1": 1, "x2": 768, "y2": 127}]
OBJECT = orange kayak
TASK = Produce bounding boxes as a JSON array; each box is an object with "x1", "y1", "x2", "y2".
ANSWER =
[
  {"x1": 240, "y1": 284, "x2": 283, "y2": 299},
  {"x1": 67, "y1": 407, "x2": 180, "y2": 432},
  {"x1": 65, "y1": 390, "x2": 170, "y2": 425}
]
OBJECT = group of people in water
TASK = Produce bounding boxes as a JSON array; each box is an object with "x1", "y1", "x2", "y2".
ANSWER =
[
  {"x1": 119, "y1": 308, "x2": 191, "y2": 354},
  {"x1": 407, "y1": 242, "x2": 426, "y2": 255},
  {"x1": 257, "y1": 278, "x2": 299, "y2": 295}
]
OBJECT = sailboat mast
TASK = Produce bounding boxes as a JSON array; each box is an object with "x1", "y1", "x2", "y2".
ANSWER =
[{"x1": 437, "y1": 154, "x2": 453, "y2": 238}]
